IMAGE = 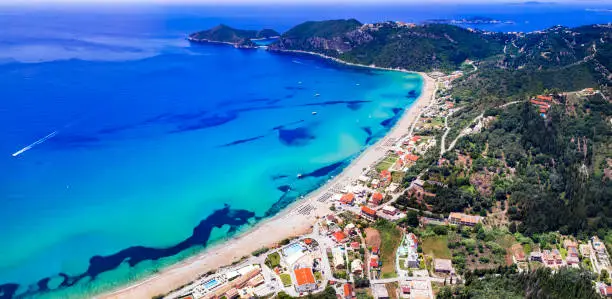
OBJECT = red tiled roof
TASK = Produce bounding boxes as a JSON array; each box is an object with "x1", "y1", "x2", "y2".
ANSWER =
[
  {"x1": 350, "y1": 242, "x2": 360, "y2": 249},
  {"x1": 370, "y1": 257, "x2": 378, "y2": 267},
  {"x1": 537, "y1": 95, "x2": 553, "y2": 102},
  {"x1": 404, "y1": 154, "x2": 419, "y2": 162},
  {"x1": 372, "y1": 246, "x2": 379, "y2": 254},
  {"x1": 371, "y1": 192, "x2": 383, "y2": 204},
  {"x1": 304, "y1": 238, "x2": 313, "y2": 245},
  {"x1": 411, "y1": 136, "x2": 421, "y2": 142},
  {"x1": 344, "y1": 283, "x2": 353, "y2": 297},
  {"x1": 294, "y1": 268, "x2": 315, "y2": 286},
  {"x1": 340, "y1": 193, "x2": 355, "y2": 204},
  {"x1": 361, "y1": 206, "x2": 377, "y2": 216},
  {"x1": 333, "y1": 231, "x2": 347, "y2": 243}
]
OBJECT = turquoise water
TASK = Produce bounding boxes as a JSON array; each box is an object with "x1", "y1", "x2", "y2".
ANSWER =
[{"x1": 0, "y1": 8, "x2": 422, "y2": 298}]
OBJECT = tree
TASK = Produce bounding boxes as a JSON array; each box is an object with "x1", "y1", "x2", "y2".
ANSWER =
[{"x1": 404, "y1": 210, "x2": 420, "y2": 227}]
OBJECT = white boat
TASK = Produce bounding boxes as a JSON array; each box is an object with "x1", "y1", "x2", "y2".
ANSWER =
[
  {"x1": 297, "y1": 173, "x2": 303, "y2": 178},
  {"x1": 312, "y1": 111, "x2": 317, "y2": 115},
  {"x1": 314, "y1": 93, "x2": 320, "y2": 97}
]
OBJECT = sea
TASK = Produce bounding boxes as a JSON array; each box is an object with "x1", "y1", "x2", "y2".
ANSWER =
[{"x1": 0, "y1": 2, "x2": 611, "y2": 298}]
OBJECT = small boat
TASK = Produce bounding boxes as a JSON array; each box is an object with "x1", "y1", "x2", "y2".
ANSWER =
[
  {"x1": 297, "y1": 173, "x2": 303, "y2": 178},
  {"x1": 314, "y1": 93, "x2": 320, "y2": 97},
  {"x1": 312, "y1": 111, "x2": 317, "y2": 115}
]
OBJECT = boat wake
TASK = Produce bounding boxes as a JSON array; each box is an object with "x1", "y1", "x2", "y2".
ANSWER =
[{"x1": 11, "y1": 130, "x2": 59, "y2": 157}]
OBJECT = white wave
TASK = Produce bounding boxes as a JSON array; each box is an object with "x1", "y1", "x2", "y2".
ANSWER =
[{"x1": 11, "y1": 130, "x2": 58, "y2": 157}]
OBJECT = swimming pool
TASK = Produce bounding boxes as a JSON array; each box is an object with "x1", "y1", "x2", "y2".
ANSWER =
[
  {"x1": 202, "y1": 278, "x2": 219, "y2": 290},
  {"x1": 283, "y1": 243, "x2": 304, "y2": 256}
]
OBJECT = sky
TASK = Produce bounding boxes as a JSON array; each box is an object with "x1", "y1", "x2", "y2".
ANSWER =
[{"x1": 2, "y1": 0, "x2": 610, "y2": 4}]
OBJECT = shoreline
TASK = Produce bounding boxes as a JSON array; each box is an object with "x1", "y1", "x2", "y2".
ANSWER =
[{"x1": 98, "y1": 53, "x2": 436, "y2": 299}]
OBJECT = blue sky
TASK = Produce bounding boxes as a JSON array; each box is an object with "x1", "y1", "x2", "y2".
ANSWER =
[{"x1": 5, "y1": 0, "x2": 610, "y2": 4}]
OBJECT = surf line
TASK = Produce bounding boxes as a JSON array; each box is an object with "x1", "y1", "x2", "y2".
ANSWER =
[{"x1": 11, "y1": 130, "x2": 58, "y2": 157}]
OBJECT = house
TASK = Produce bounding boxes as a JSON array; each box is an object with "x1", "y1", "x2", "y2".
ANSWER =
[
  {"x1": 407, "y1": 253, "x2": 419, "y2": 269},
  {"x1": 294, "y1": 267, "x2": 317, "y2": 293},
  {"x1": 333, "y1": 232, "x2": 348, "y2": 243},
  {"x1": 371, "y1": 192, "x2": 384, "y2": 205},
  {"x1": 566, "y1": 256, "x2": 580, "y2": 265},
  {"x1": 372, "y1": 284, "x2": 389, "y2": 299},
  {"x1": 380, "y1": 170, "x2": 392, "y2": 184},
  {"x1": 580, "y1": 244, "x2": 591, "y2": 257},
  {"x1": 371, "y1": 179, "x2": 380, "y2": 188},
  {"x1": 332, "y1": 247, "x2": 346, "y2": 269},
  {"x1": 351, "y1": 259, "x2": 363, "y2": 274},
  {"x1": 361, "y1": 206, "x2": 378, "y2": 221},
  {"x1": 386, "y1": 182, "x2": 400, "y2": 193},
  {"x1": 344, "y1": 223, "x2": 356, "y2": 234},
  {"x1": 224, "y1": 288, "x2": 239, "y2": 299},
  {"x1": 448, "y1": 212, "x2": 481, "y2": 226},
  {"x1": 326, "y1": 214, "x2": 338, "y2": 224},
  {"x1": 601, "y1": 284, "x2": 612, "y2": 297},
  {"x1": 434, "y1": 259, "x2": 453, "y2": 273},
  {"x1": 404, "y1": 154, "x2": 419, "y2": 163},
  {"x1": 343, "y1": 283, "x2": 353, "y2": 299},
  {"x1": 542, "y1": 250, "x2": 563, "y2": 267},
  {"x1": 530, "y1": 251, "x2": 543, "y2": 262},
  {"x1": 382, "y1": 205, "x2": 398, "y2": 216},
  {"x1": 372, "y1": 246, "x2": 380, "y2": 256},
  {"x1": 350, "y1": 242, "x2": 360, "y2": 250},
  {"x1": 513, "y1": 251, "x2": 526, "y2": 263},
  {"x1": 340, "y1": 193, "x2": 355, "y2": 205},
  {"x1": 370, "y1": 256, "x2": 379, "y2": 268}
]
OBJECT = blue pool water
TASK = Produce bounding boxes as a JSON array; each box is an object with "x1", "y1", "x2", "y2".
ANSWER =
[
  {"x1": 203, "y1": 279, "x2": 219, "y2": 290},
  {"x1": 283, "y1": 243, "x2": 305, "y2": 257},
  {"x1": 0, "y1": 3, "x2": 610, "y2": 298}
]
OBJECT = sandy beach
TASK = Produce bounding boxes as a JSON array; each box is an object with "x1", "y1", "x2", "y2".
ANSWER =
[{"x1": 98, "y1": 57, "x2": 436, "y2": 299}]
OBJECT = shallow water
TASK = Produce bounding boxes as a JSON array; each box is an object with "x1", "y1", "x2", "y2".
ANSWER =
[{"x1": 0, "y1": 10, "x2": 422, "y2": 299}]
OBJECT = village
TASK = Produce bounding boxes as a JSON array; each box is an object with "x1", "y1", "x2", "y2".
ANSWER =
[{"x1": 165, "y1": 70, "x2": 612, "y2": 299}]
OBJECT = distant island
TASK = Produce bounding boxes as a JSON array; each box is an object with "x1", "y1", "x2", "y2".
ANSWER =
[
  {"x1": 424, "y1": 16, "x2": 515, "y2": 25},
  {"x1": 188, "y1": 24, "x2": 280, "y2": 48}
]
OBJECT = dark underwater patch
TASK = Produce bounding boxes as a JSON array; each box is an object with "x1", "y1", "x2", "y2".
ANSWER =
[
  {"x1": 47, "y1": 135, "x2": 100, "y2": 148},
  {"x1": 170, "y1": 113, "x2": 238, "y2": 133},
  {"x1": 298, "y1": 100, "x2": 370, "y2": 108},
  {"x1": 277, "y1": 126, "x2": 315, "y2": 146},
  {"x1": 299, "y1": 161, "x2": 345, "y2": 179},
  {"x1": 380, "y1": 108, "x2": 403, "y2": 128},
  {"x1": 346, "y1": 102, "x2": 363, "y2": 110},
  {"x1": 272, "y1": 174, "x2": 288, "y2": 180},
  {"x1": 362, "y1": 126, "x2": 373, "y2": 144},
  {"x1": 277, "y1": 185, "x2": 291, "y2": 193},
  {"x1": 271, "y1": 120, "x2": 305, "y2": 131},
  {"x1": 406, "y1": 89, "x2": 419, "y2": 98},
  {"x1": 0, "y1": 205, "x2": 255, "y2": 299},
  {"x1": 218, "y1": 135, "x2": 265, "y2": 147},
  {"x1": 284, "y1": 86, "x2": 306, "y2": 91}
]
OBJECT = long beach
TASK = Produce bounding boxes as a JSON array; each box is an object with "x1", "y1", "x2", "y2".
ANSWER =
[{"x1": 98, "y1": 65, "x2": 436, "y2": 299}]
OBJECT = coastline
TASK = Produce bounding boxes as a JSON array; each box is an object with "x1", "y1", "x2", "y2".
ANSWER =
[{"x1": 97, "y1": 54, "x2": 436, "y2": 299}]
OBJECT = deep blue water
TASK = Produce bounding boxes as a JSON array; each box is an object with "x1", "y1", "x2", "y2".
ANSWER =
[{"x1": 0, "y1": 3, "x2": 611, "y2": 298}]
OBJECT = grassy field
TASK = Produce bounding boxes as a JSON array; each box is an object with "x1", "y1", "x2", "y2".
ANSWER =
[
  {"x1": 374, "y1": 220, "x2": 402, "y2": 278},
  {"x1": 280, "y1": 273, "x2": 292, "y2": 287},
  {"x1": 265, "y1": 252, "x2": 281, "y2": 268},
  {"x1": 421, "y1": 236, "x2": 451, "y2": 259},
  {"x1": 375, "y1": 154, "x2": 398, "y2": 172}
]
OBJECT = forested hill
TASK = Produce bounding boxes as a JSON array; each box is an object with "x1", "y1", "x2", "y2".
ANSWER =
[
  {"x1": 268, "y1": 20, "x2": 612, "y2": 75},
  {"x1": 269, "y1": 20, "x2": 505, "y2": 71},
  {"x1": 188, "y1": 24, "x2": 279, "y2": 47}
]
